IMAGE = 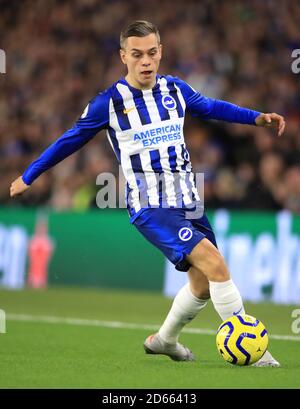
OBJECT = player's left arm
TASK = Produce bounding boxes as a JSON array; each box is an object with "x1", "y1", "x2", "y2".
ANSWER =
[{"x1": 175, "y1": 77, "x2": 285, "y2": 136}]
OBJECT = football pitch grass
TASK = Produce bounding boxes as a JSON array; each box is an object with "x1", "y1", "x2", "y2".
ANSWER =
[{"x1": 0, "y1": 287, "x2": 300, "y2": 389}]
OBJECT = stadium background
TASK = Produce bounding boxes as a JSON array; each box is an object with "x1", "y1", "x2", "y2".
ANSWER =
[{"x1": 0, "y1": 0, "x2": 300, "y2": 389}]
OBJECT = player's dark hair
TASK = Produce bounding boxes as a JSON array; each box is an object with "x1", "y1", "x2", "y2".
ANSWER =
[{"x1": 120, "y1": 20, "x2": 160, "y2": 49}]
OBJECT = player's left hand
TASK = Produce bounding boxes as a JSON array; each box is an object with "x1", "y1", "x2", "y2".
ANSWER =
[{"x1": 255, "y1": 113, "x2": 286, "y2": 137}]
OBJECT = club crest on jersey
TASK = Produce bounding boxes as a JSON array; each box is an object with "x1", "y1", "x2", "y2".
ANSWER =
[
  {"x1": 178, "y1": 227, "x2": 193, "y2": 241},
  {"x1": 162, "y1": 95, "x2": 177, "y2": 111}
]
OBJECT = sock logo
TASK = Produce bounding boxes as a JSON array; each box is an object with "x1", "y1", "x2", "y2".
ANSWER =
[
  {"x1": 178, "y1": 227, "x2": 193, "y2": 241},
  {"x1": 233, "y1": 307, "x2": 243, "y2": 316}
]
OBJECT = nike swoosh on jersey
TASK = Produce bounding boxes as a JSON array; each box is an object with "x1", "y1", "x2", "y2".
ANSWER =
[{"x1": 123, "y1": 106, "x2": 138, "y2": 114}]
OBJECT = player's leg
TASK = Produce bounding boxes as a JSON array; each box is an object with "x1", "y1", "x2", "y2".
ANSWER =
[
  {"x1": 144, "y1": 267, "x2": 209, "y2": 361},
  {"x1": 146, "y1": 235, "x2": 279, "y2": 365},
  {"x1": 186, "y1": 238, "x2": 245, "y2": 321},
  {"x1": 146, "y1": 240, "x2": 246, "y2": 360},
  {"x1": 187, "y1": 265, "x2": 210, "y2": 300},
  {"x1": 158, "y1": 267, "x2": 209, "y2": 344},
  {"x1": 137, "y1": 209, "x2": 213, "y2": 361},
  {"x1": 141, "y1": 209, "x2": 243, "y2": 361},
  {"x1": 137, "y1": 208, "x2": 278, "y2": 365},
  {"x1": 186, "y1": 239, "x2": 280, "y2": 367}
]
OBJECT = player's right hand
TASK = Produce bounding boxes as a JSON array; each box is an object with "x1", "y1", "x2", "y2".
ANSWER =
[{"x1": 10, "y1": 176, "x2": 30, "y2": 197}]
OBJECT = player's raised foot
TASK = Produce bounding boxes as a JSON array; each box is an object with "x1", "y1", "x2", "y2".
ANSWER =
[
  {"x1": 143, "y1": 333, "x2": 195, "y2": 362},
  {"x1": 252, "y1": 350, "x2": 281, "y2": 367}
]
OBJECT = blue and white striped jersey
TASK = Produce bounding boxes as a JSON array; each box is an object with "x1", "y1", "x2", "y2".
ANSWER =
[{"x1": 22, "y1": 75, "x2": 260, "y2": 221}]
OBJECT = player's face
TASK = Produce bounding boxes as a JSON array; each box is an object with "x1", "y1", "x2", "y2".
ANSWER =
[{"x1": 120, "y1": 33, "x2": 162, "y2": 90}]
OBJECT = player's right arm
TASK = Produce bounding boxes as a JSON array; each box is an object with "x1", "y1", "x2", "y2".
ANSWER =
[{"x1": 10, "y1": 90, "x2": 110, "y2": 197}]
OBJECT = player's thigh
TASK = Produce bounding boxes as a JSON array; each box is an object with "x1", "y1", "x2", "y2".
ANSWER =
[
  {"x1": 186, "y1": 238, "x2": 230, "y2": 282},
  {"x1": 187, "y1": 266, "x2": 210, "y2": 300}
]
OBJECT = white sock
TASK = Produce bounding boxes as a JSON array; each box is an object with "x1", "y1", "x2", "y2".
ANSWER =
[
  {"x1": 158, "y1": 283, "x2": 208, "y2": 344},
  {"x1": 209, "y1": 279, "x2": 245, "y2": 321},
  {"x1": 209, "y1": 280, "x2": 275, "y2": 362}
]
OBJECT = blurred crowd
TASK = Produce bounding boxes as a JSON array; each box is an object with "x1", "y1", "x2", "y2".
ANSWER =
[{"x1": 1, "y1": 0, "x2": 300, "y2": 212}]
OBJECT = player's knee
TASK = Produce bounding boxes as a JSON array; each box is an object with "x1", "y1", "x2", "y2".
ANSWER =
[
  {"x1": 206, "y1": 252, "x2": 229, "y2": 282},
  {"x1": 194, "y1": 250, "x2": 229, "y2": 282},
  {"x1": 188, "y1": 239, "x2": 230, "y2": 282}
]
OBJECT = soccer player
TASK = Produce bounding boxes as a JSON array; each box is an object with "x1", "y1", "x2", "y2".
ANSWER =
[{"x1": 10, "y1": 21, "x2": 285, "y2": 366}]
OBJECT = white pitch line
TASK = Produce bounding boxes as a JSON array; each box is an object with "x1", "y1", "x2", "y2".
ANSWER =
[{"x1": 6, "y1": 313, "x2": 300, "y2": 342}]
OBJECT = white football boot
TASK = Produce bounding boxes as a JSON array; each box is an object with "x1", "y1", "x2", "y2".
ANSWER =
[
  {"x1": 252, "y1": 350, "x2": 281, "y2": 367},
  {"x1": 143, "y1": 333, "x2": 195, "y2": 361}
]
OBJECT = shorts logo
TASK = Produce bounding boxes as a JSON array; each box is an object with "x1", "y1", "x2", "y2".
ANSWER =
[
  {"x1": 178, "y1": 227, "x2": 193, "y2": 241},
  {"x1": 162, "y1": 95, "x2": 177, "y2": 111},
  {"x1": 183, "y1": 150, "x2": 190, "y2": 161}
]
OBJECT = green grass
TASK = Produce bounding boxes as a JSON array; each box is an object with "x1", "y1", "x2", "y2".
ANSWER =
[{"x1": 0, "y1": 287, "x2": 299, "y2": 388}]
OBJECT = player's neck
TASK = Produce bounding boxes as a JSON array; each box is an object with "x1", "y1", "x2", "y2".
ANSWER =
[{"x1": 125, "y1": 74, "x2": 157, "y2": 90}]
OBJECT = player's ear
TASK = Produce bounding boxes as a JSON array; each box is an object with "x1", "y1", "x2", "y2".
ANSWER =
[
  {"x1": 158, "y1": 44, "x2": 163, "y2": 58},
  {"x1": 119, "y1": 48, "x2": 126, "y2": 65}
]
